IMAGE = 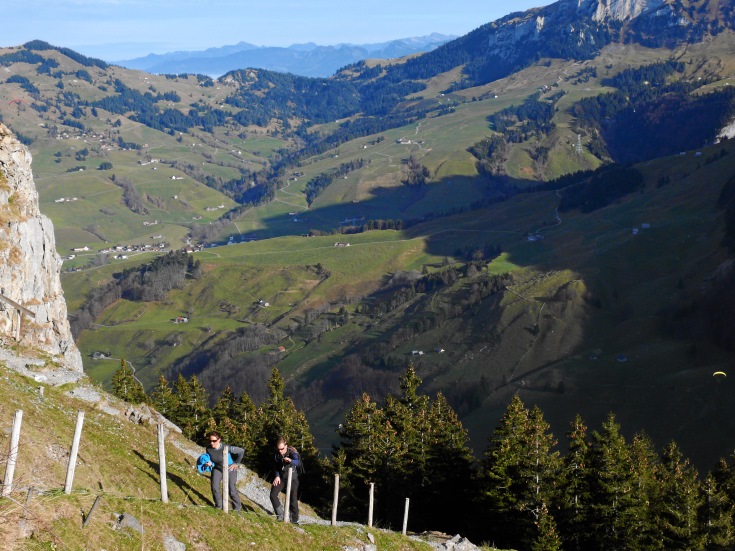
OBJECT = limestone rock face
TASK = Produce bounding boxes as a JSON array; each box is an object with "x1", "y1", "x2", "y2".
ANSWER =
[
  {"x1": 0, "y1": 123, "x2": 83, "y2": 372},
  {"x1": 582, "y1": 0, "x2": 667, "y2": 22}
]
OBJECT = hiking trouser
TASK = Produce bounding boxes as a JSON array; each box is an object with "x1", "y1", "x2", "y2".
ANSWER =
[
  {"x1": 270, "y1": 475, "x2": 299, "y2": 520},
  {"x1": 211, "y1": 468, "x2": 242, "y2": 511}
]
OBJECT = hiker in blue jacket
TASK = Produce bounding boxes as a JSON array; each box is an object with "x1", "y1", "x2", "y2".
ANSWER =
[
  {"x1": 270, "y1": 435, "x2": 300, "y2": 523},
  {"x1": 204, "y1": 431, "x2": 244, "y2": 511}
]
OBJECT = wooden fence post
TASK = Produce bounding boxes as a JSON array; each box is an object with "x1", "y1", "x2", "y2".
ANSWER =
[
  {"x1": 2, "y1": 410, "x2": 23, "y2": 497},
  {"x1": 157, "y1": 424, "x2": 168, "y2": 503},
  {"x1": 368, "y1": 482, "x2": 374, "y2": 528},
  {"x1": 402, "y1": 497, "x2": 410, "y2": 536},
  {"x1": 19, "y1": 486, "x2": 33, "y2": 537},
  {"x1": 64, "y1": 411, "x2": 84, "y2": 494},
  {"x1": 331, "y1": 474, "x2": 339, "y2": 526},
  {"x1": 284, "y1": 467, "x2": 293, "y2": 523},
  {"x1": 222, "y1": 444, "x2": 230, "y2": 514},
  {"x1": 83, "y1": 495, "x2": 102, "y2": 528}
]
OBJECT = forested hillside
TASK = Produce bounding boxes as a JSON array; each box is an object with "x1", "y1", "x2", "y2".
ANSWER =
[{"x1": 107, "y1": 360, "x2": 735, "y2": 549}]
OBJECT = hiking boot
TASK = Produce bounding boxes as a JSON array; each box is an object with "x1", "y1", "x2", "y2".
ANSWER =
[{"x1": 274, "y1": 505, "x2": 284, "y2": 521}]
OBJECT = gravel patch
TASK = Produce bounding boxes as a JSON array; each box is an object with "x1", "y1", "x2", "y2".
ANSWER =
[{"x1": 0, "y1": 347, "x2": 84, "y2": 386}]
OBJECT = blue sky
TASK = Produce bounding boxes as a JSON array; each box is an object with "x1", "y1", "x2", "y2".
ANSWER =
[{"x1": 4, "y1": 0, "x2": 553, "y2": 61}]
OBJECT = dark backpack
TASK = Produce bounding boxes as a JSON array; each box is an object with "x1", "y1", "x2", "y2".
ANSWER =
[{"x1": 289, "y1": 446, "x2": 305, "y2": 475}]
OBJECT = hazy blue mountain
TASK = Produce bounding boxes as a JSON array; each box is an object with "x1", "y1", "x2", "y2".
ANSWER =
[{"x1": 116, "y1": 33, "x2": 455, "y2": 77}]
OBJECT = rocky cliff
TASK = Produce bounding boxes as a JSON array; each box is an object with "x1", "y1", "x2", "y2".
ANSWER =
[
  {"x1": 427, "y1": 0, "x2": 735, "y2": 87},
  {"x1": 0, "y1": 122, "x2": 83, "y2": 373}
]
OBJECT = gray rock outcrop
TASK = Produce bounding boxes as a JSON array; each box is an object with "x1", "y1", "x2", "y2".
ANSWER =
[{"x1": 0, "y1": 122, "x2": 83, "y2": 372}]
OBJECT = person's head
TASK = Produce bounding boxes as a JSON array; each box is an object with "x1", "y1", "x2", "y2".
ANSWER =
[
  {"x1": 207, "y1": 431, "x2": 222, "y2": 447},
  {"x1": 275, "y1": 435, "x2": 288, "y2": 456}
]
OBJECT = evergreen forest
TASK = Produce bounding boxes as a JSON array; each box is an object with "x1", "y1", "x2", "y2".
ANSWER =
[{"x1": 112, "y1": 362, "x2": 735, "y2": 550}]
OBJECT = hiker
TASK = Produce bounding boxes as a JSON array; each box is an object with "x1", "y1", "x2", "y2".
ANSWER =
[
  {"x1": 270, "y1": 435, "x2": 300, "y2": 523},
  {"x1": 203, "y1": 430, "x2": 244, "y2": 511}
]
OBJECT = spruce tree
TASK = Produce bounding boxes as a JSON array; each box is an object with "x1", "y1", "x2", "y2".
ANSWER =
[
  {"x1": 586, "y1": 413, "x2": 642, "y2": 550},
  {"x1": 629, "y1": 431, "x2": 662, "y2": 548},
  {"x1": 425, "y1": 391, "x2": 475, "y2": 533},
  {"x1": 111, "y1": 359, "x2": 147, "y2": 404},
  {"x1": 383, "y1": 366, "x2": 431, "y2": 522},
  {"x1": 336, "y1": 392, "x2": 406, "y2": 525},
  {"x1": 252, "y1": 368, "x2": 320, "y2": 489},
  {"x1": 654, "y1": 441, "x2": 704, "y2": 550},
  {"x1": 556, "y1": 414, "x2": 591, "y2": 550},
  {"x1": 481, "y1": 395, "x2": 559, "y2": 548},
  {"x1": 149, "y1": 375, "x2": 176, "y2": 418},
  {"x1": 212, "y1": 386, "x2": 236, "y2": 420},
  {"x1": 210, "y1": 386, "x2": 239, "y2": 443},
  {"x1": 532, "y1": 502, "x2": 563, "y2": 551},
  {"x1": 700, "y1": 470, "x2": 734, "y2": 548},
  {"x1": 338, "y1": 393, "x2": 392, "y2": 481},
  {"x1": 340, "y1": 393, "x2": 395, "y2": 520},
  {"x1": 187, "y1": 375, "x2": 209, "y2": 440},
  {"x1": 171, "y1": 374, "x2": 208, "y2": 440},
  {"x1": 233, "y1": 390, "x2": 258, "y2": 466}
]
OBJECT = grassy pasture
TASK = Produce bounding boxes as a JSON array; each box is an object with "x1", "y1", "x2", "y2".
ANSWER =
[{"x1": 0, "y1": 367, "x2": 433, "y2": 551}]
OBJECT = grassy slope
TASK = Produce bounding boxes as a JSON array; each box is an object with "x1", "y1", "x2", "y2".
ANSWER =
[
  {"x1": 0, "y1": 366, "x2": 441, "y2": 551},
  {"x1": 0, "y1": 50, "x2": 278, "y2": 263}
]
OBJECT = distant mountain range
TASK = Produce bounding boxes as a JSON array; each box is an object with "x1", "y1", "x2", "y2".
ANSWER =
[{"x1": 115, "y1": 33, "x2": 456, "y2": 78}]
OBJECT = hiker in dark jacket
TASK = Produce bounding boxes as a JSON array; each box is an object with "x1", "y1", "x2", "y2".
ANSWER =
[
  {"x1": 204, "y1": 431, "x2": 244, "y2": 511},
  {"x1": 270, "y1": 435, "x2": 300, "y2": 523}
]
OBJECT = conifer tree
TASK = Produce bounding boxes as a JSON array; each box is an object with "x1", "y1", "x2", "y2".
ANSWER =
[
  {"x1": 586, "y1": 413, "x2": 642, "y2": 550},
  {"x1": 654, "y1": 441, "x2": 704, "y2": 550},
  {"x1": 711, "y1": 452, "x2": 735, "y2": 524},
  {"x1": 171, "y1": 374, "x2": 208, "y2": 439},
  {"x1": 149, "y1": 375, "x2": 176, "y2": 417},
  {"x1": 210, "y1": 386, "x2": 239, "y2": 442},
  {"x1": 233, "y1": 390, "x2": 258, "y2": 466},
  {"x1": 233, "y1": 390, "x2": 256, "y2": 424},
  {"x1": 111, "y1": 359, "x2": 147, "y2": 404},
  {"x1": 383, "y1": 366, "x2": 431, "y2": 516},
  {"x1": 481, "y1": 395, "x2": 559, "y2": 548},
  {"x1": 556, "y1": 414, "x2": 591, "y2": 551},
  {"x1": 252, "y1": 368, "x2": 320, "y2": 486},
  {"x1": 339, "y1": 393, "x2": 395, "y2": 482},
  {"x1": 700, "y1": 470, "x2": 734, "y2": 548},
  {"x1": 336, "y1": 392, "x2": 406, "y2": 525},
  {"x1": 532, "y1": 502, "x2": 563, "y2": 551},
  {"x1": 629, "y1": 431, "x2": 662, "y2": 548},
  {"x1": 425, "y1": 391, "x2": 475, "y2": 533},
  {"x1": 212, "y1": 386, "x2": 236, "y2": 419}
]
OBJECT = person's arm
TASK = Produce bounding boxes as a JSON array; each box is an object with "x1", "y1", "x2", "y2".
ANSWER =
[
  {"x1": 230, "y1": 445, "x2": 245, "y2": 465},
  {"x1": 288, "y1": 448, "x2": 300, "y2": 469},
  {"x1": 272, "y1": 454, "x2": 282, "y2": 486}
]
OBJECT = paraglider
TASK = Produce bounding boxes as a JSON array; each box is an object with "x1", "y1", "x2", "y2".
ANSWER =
[{"x1": 713, "y1": 371, "x2": 727, "y2": 377}]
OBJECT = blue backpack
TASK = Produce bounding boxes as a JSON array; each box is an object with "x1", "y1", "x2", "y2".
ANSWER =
[{"x1": 197, "y1": 452, "x2": 233, "y2": 474}]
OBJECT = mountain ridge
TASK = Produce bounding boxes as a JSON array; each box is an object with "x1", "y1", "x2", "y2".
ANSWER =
[{"x1": 116, "y1": 33, "x2": 456, "y2": 78}]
